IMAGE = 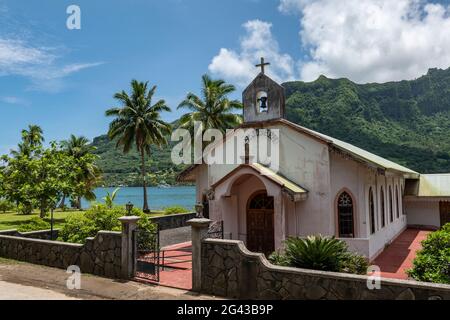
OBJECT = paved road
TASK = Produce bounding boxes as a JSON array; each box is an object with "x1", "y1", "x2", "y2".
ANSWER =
[
  {"x1": 160, "y1": 226, "x2": 191, "y2": 248},
  {"x1": 0, "y1": 258, "x2": 216, "y2": 300}
]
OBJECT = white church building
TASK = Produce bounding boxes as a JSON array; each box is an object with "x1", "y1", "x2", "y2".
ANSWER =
[{"x1": 178, "y1": 63, "x2": 450, "y2": 261}]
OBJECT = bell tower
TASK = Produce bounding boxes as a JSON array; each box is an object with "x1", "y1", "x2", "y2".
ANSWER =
[{"x1": 243, "y1": 57, "x2": 286, "y2": 123}]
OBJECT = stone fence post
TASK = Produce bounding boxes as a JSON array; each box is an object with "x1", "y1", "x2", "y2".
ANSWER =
[
  {"x1": 188, "y1": 218, "x2": 211, "y2": 292},
  {"x1": 119, "y1": 216, "x2": 140, "y2": 279}
]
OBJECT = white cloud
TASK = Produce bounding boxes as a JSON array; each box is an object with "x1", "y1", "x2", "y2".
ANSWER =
[
  {"x1": 0, "y1": 96, "x2": 29, "y2": 106},
  {"x1": 280, "y1": 0, "x2": 450, "y2": 83},
  {"x1": 208, "y1": 20, "x2": 296, "y2": 86},
  {"x1": 211, "y1": 1, "x2": 450, "y2": 85},
  {"x1": 0, "y1": 38, "x2": 103, "y2": 92}
]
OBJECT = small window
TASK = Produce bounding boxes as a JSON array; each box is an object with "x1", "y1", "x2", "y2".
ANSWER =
[
  {"x1": 380, "y1": 187, "x2": 385, "y2": 228},
  {"x1": 389, "y1": 186, "x2": 394, "y2": 222},
  {"x1": 396, "y1": 186, "x2": 400, "y2": 218},
  {"x1": 256, "y1": 91, "x2": 268, "y2": 113},
  {"x1": 337, "y1": 191, "x2": 354, "y2": 238},
  {"x1": 369, "y1": 188, "x2": 376, "y2": 235}
]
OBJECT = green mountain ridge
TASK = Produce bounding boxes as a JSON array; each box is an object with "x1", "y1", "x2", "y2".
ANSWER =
[{"x1": 94, "y1": 67, "x2": 450, "y2": 186}]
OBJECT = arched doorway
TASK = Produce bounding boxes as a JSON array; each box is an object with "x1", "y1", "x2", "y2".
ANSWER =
[{"x1": 246, "y1": 191, "x2": 275, "y2": 255}]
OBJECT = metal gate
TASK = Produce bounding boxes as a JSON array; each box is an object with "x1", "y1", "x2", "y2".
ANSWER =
[
  {"x1": 205, "y1": 220, "x2": 224, "y2": 239},
  {"x1": 133, "y1": 226, "x2": 160, "y2": 282}
]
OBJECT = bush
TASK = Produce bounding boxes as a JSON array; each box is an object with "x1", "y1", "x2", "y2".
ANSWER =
[
  {"x1": 58, "y1": 204, "x2": 157, "y2": 244},
  {"x1": 163, "y1": 205, "x2": 189, "y2": 214},
  {"x1": 17, "y1": 216, "x2": 51, "y2": 232},
  {"x1": 0, "y1": 199, "x2": 14, "y2": 213},
  {"x1": 269, "y1": 235, "x2": 368, "y2": 275},
  {"x1": 407, "y1": 224, "x2": 450, "y2": 284}
]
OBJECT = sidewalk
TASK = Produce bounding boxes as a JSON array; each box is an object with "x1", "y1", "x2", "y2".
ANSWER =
[{"x1": 0, "y1": 258, "x2": 217, "y2": 300}]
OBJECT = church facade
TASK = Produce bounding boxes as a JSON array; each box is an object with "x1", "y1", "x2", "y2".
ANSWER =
[{"x1": 178, "y1": 63, "x2": 450, "y2": 261}]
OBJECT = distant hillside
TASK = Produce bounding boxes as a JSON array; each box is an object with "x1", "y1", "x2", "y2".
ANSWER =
[
  {"x1": 94, "y1": 67, "x2": 450, "y2": 186},
  {"x1": 284, "y1": 67, "x2": 450, "y2": 173}
]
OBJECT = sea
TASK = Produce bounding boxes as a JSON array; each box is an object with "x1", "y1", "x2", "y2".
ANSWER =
[{"x1": 81, "y1": 186, "x2": 196, "y2": 211}]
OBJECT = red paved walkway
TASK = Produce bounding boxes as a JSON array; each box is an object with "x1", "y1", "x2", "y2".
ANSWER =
[
  {"x1": 372, "y1": 229, "x2": 430, "y2": 280},
  {"x1": 135, "y1": 242, "x2": 193, "y2": 290}
]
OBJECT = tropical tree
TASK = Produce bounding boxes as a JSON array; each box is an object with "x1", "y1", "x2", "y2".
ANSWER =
[
  {"x1": 61, "y1": 135, "x2": 100, "y2": 210},
  {"x1": 103, "y1": 187, "x2": 120, "y2": 208},
  {"x1": 105, "y1": 80, "x2": 172, "y2": 212},
  {"x1": 177, "y1": 74, "x2": 243, "y2": 150},
  {"x1": 11, "y1": 124, "x2": 44, "y2": 158}
]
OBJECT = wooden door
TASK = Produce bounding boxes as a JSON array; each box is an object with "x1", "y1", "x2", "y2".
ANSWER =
[
  {"x1": 440, "y1": 201, "x2": 450, "y2": 227},
  {"x1": 246, "y1": 192, "x2": 275, "y2": 255}
]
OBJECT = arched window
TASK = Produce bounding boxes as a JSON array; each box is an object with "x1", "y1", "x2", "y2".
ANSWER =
[
  {"x1": 395, "y1": 186, "x2": 400, "y2": 218},
  {"x1": 337, "y1": 191, "x2": 354, "y2": 238},
  {"x1": 380, "y1": 187, "x2": 385, "y2": 228},
  {"x1": 389, "y1": 186, "x2": 394, "y2": 222},
  {"x1": 369, "y1": 188, "x2": 376, "y2": 235}
]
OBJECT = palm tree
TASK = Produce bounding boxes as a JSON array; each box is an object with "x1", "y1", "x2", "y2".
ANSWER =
[
  {"x1": 177, "y1": 74, "x2": 243, "y2": 150},
  {"x1": 11, "y1": 125, "x2": 44, "y2": 158},
  {"x1": 61, "y1": 135, "x2": 100, "y2": 210},
  {"x1": 105, "y1": 80, "x2": 171, "y2": 212},
  {"x1": 61, "y1": 135, "x2": 96, "y2": 158}
]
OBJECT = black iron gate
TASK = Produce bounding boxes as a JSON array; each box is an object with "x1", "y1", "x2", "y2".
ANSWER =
[
  {"x1": 133, "y1": 226, "x2": 160, "y2": 282},
  {"x1": 205, "y1": 220, "x2": 224, "y2": 239}
]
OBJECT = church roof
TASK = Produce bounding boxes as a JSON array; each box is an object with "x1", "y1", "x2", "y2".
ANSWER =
[
  {"x1": 177, "y1": 118, "x2": 420, "y2": 182},
  {"x1": 415, "y1": 174, "x2": 450, "y2": 197},
  {"x1": 241, "y1": 118, "x2": 420, "y2": 178},
  {"x1": 211, "y1": 163, "x2": 308, "y2": 202}
]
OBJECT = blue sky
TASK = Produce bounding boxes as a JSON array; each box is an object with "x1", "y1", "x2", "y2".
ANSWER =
[{"x1": 1, "y1": 0, "x2": 450, "y2": 154}]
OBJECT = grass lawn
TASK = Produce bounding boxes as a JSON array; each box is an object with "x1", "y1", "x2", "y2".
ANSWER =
[
  {"x1": 0, "y1": 209, "x2": 182, "y2": 231},
  {"x1": 0, "y1": 210, "x2": 78, "y2": 231}
]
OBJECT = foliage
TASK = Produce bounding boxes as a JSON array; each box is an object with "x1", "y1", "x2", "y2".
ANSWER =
[
  {"x1": 269, "y1": 235, "x2": 368, "y2": 275},
  {"x1": 284, "y1": 68, "x2": 450, "y2": 174},
  {"x1": 0, "y1": 199, "x2": 14, "y2": 213},
  {"x1": 17, "y1": 216, "x2": 51, "y2": 232},
  {"x1": 105, "y1": 79, "x2": 172, "y2": 212},
  {"x1": 58, "y1": 204, "x2": 156, "y2": 244},
  {"x1": 103, "y1": 188, "x2": 120, "y2": 208},
  {"x1": 177, "y1": 74, "x2": 242, "y2": 150},
  {"x1": 0, "y1": 127, "x2": 101, "y2": 215},
  {"x1": 163, "y1": 205, "x2": 189, "y2": 214},
  {"x1": 407, "y1": 224, "x2": 450, "y2": 284}
]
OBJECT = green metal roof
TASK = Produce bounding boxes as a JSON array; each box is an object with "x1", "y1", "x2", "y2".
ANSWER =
[
  {"x1": 281, "y1": 120, "x2": 419, "y2": 178},
  {"x1": 417, "y1": 174, "x2": 450, "y2": 197},
  {"x1": 251, "y1": 163, "x2": 308, "y2": 197}
]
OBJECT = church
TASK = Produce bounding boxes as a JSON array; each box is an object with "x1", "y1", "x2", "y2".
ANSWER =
[{"x1": 178, "y1": 59, "x2": 450, "y2": 261}]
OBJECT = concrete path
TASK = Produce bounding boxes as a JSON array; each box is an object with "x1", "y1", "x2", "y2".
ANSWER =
[
  {"x1": 372, "y1": 229, "x2": 431, "y2": 280},
  {"x1": 0, "y1": 258, "x2": 217, "y2": 300}
]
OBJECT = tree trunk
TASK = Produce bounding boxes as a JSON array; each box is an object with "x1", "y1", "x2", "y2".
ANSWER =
[
  {"x1": 59, "y1": 194, "x2": 66, "y2": 211},
  {"x1": 77, "y1": 196, "x2": 82, "y2": 211},
  {"x1": 141, "y1": 149, "x2": 150, "y2": 213},
  {"x1": 40, "y1": 199, "x2": 46, "y2": 218}
]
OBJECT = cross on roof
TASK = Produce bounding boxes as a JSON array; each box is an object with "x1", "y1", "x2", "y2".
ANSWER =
[{"x1": 256, "y1": 57, "x2": 270, "y2": 74}]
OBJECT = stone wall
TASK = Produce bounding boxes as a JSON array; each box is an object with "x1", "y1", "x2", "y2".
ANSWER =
[
  {"x1": 0, "y1": 231, "x2": 122, "y2": 278},
  {"x1": 201, "y1": 239, "x2": 450, "y2": 300},
  {"x1": 150, "y1": 212, "x2": 196, "y2": 230},
  {"x1": 0, "y1": 229, "x2": 59, "y2": 240}
]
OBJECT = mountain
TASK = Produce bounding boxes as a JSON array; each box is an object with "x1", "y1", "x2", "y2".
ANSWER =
[
  {"x1": 93, "y1": 67, "x2": 450, "y2": 186},
  {"x1": 284, "y1": 67, "x2": 450, "y2": 173}
]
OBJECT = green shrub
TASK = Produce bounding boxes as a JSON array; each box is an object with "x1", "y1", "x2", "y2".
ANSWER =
[
  {"x1": 0, "y1": 199, "x2": 14, "y2": 213},
  {"x1": 58, "y1": 204, "x2": 156, "y2": 244},
  {"x1": 17, "y1": 216, "x2": 51, "y2": 232},
  {"x1": 269, "y1": 235, "x2": 368, "y2": 275},
  {"x1": 407, "y1": 224, "x2": 450, "y2": 284},
  {"x1": 163, "y1": 205, "x2": 189, "y2": 214}
]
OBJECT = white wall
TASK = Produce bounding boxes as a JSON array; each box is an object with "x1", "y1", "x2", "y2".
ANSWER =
[{"x1": 404, "y1": 199, "x2": 441, "y2": 229}]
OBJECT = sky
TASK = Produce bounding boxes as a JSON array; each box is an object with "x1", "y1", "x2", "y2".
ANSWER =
[{"x1": 1, "y1": 0, "x2": 450, "y2": 154}]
